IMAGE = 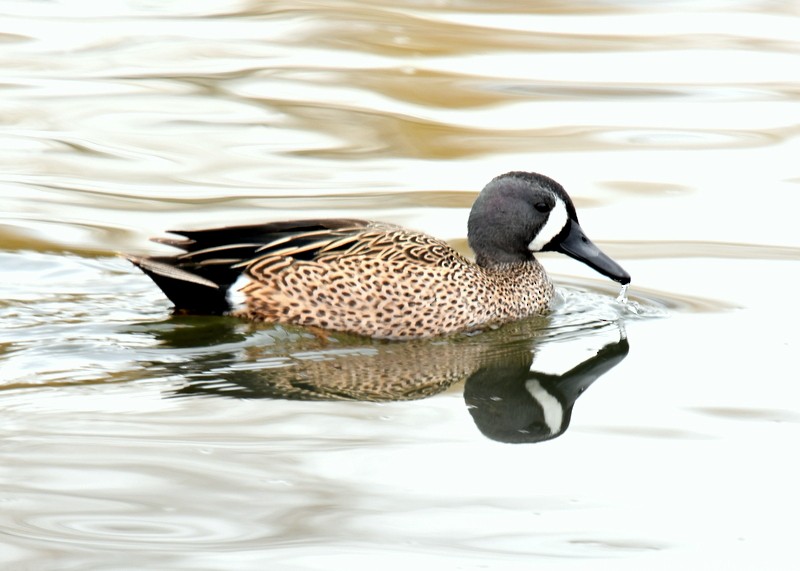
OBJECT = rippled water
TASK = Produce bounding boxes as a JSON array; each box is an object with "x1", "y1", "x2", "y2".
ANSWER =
[{"x1": 1, "y1": 1, "x2": 799, "y2": 569}]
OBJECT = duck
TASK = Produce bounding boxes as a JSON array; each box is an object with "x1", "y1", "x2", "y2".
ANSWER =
[{"x1": 127, "y1": 171, "x2": 630, "y2": 339}]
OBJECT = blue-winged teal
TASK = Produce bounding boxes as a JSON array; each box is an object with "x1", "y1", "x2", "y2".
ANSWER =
[{"x1": 128, "y1": 171, "x2": 630, "y2": 339}]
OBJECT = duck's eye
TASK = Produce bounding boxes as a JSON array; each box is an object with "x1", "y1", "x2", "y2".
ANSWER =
[{"x1": 534, "y1": 202, "x2": 552, "y2": 213}]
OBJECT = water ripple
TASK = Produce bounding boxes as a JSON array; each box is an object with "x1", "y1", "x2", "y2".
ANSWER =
[{"x1": 1, "y1": 3, "x2": 799, "y2": 568}]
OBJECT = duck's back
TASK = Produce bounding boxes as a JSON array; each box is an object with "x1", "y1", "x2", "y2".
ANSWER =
[{"x1": 237, "y1": 222, "x2": 482, "y2": 339}]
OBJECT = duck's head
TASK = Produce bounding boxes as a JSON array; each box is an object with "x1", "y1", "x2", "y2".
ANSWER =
[{"x1": 467, "y1": 171, "x2": 631, "y2": 285}]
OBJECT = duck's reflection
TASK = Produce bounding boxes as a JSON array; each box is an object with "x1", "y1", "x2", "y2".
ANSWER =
[{"x1": 148, "y1": 317, "x2": 628, "y2": 444}]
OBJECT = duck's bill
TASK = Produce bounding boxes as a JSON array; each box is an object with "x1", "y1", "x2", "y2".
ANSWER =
[{"x1": 555, "y1": 221, "x2": 631, "y2": 285}]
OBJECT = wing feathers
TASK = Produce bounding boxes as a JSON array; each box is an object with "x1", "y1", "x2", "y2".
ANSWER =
[
  {"x1": 128, "y1": 218, "x2": 459, "y2": 317},
  {"x1": 126, "y1": 255, "x2": 219, "y2": 289}
]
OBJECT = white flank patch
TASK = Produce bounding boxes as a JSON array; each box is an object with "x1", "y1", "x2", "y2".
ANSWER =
[
  {"x1": 226, "y1": 273, "x2": 251, "y2": 311},
  {"x1": 525, "y1": 380, "x2": 564, "y2": 436},
  {"x1": 527, "y1": 197, "x2": 569, "y2": 252}
]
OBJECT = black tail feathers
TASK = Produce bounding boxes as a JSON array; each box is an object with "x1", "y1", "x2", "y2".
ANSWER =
[{"x1": 126, "y1": 254, "x2": 237, "y2": 315}]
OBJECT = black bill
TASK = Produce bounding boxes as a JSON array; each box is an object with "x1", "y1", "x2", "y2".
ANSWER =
[{"x1": 555, "y1": 221, "x2": 631, "y2": 285}]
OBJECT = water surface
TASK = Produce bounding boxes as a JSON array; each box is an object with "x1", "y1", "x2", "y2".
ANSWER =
[{"x1": 1, "y1": 1, "x2": 799, "y2": 570}]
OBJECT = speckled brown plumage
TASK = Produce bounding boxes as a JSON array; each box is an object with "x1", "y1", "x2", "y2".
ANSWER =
[
  {"x1": 128, "y1": 172, "x2": 630, "y2": 340},
  {"x1": 232, "y1": 222, "x2": 553, "y2": 339}
]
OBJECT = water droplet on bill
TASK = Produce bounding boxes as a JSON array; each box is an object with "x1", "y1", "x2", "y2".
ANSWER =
[
  {"x1": 616, "y1": 283, "x2": 642, "y2": 314},
  {"x1": 616, "y1": 283, "x2": 629, "y2": 303}
]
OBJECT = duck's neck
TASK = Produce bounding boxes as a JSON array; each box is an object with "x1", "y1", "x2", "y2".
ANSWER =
[
  {"x1": 477, "y1": 256, "x2": 550, "y2": 287},
  {"x1": 474, "y1": 253, "x2": 535, "y2": 270},
  {"x1": 475, "y1": 256, "x2": 554, "y2": 316}
]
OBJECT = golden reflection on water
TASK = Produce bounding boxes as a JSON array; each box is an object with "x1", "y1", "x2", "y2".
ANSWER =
[
  {"x1": 2, "y1": 2, "x2": 800, "y2": 569},
  {"x1": 1, "y1": 0, "x2": 798, "y2": 255}
]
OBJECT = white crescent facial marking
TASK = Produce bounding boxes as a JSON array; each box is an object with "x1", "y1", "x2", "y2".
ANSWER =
[
  {"x1": 525, "y1": 379, "x2": 564, "y2": 436},
  {"x1": 226, "y1": 273, "x2": 251, "y2": 311},
  {"x1": 527, "y1": 197, "x2": 569, "y2": 252}
]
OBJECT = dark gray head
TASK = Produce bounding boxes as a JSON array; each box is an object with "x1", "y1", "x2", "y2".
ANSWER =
[{"x1": 468, "y1": 171, "x2": 630, "y2": 285}]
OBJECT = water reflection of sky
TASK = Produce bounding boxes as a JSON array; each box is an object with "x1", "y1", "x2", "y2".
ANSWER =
[
  {"x1": 2, "y1": 2, "x2": 799, "y2": 252},
  {"x1": 1, "y1": 1, "x2": 799, "y2": 570}
]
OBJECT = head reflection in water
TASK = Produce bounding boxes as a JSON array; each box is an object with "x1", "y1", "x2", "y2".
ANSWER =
[
  {"x1": 463, "y1": 334, "x2": 629, "y2": 443},
  {"x1": 159, "y1": 317, "x2": 629, "y2": 445}
]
